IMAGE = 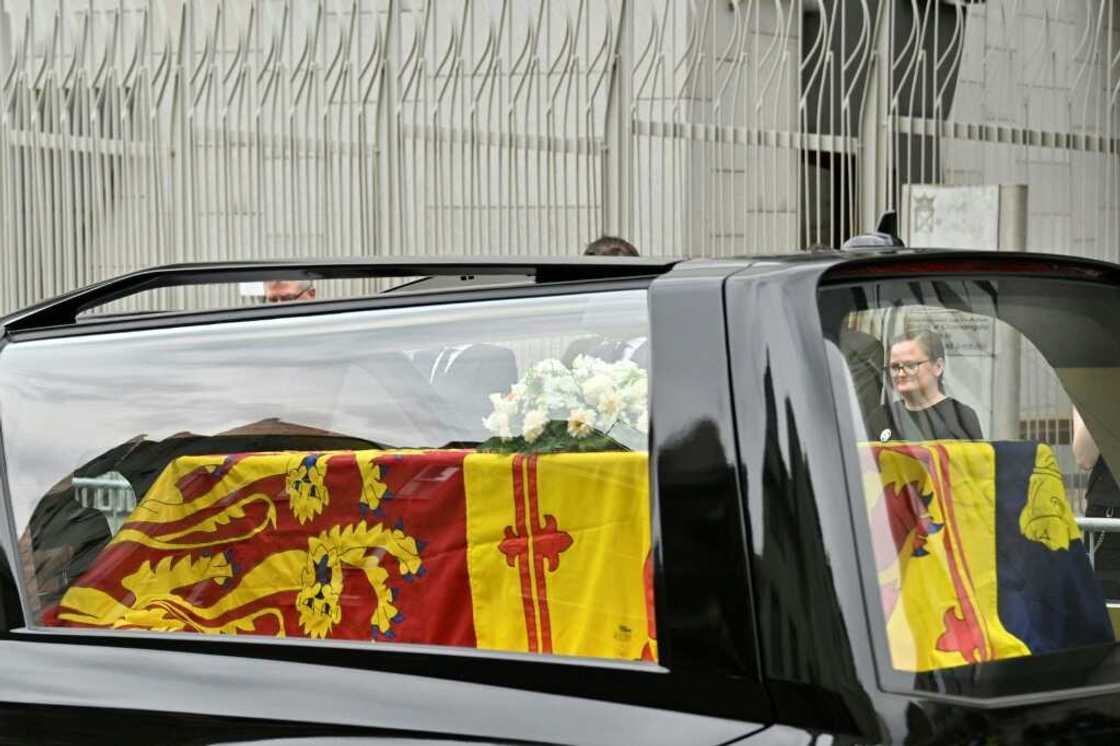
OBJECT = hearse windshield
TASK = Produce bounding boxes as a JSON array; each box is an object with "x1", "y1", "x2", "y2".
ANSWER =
[{"x1": 819, "y1": 272, "x2": 1120, "y2": 699}]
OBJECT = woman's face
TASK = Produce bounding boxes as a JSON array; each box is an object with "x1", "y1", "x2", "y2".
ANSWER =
[{"x1": 888, "y1": 340, "x2": 943, "y2": 403}]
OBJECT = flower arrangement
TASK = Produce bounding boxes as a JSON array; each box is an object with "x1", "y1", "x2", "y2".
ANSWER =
[{"x1": 479, "y1": 354, "x2": 649, "y2": 453}]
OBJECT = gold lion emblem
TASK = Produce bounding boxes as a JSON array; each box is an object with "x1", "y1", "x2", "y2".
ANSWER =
[
  {"x1": 287, "y1": 454, "x2": 330, "y2": 525},
  {"x1": 1020, "y1": 446, "x2": 1079, "y2": 551},
  {"x1": 296, "y1": 538, "x2": 345, "y2": 639},
  {"x1": 295, "y1": 523, "x2": 424, "y2": 639}
]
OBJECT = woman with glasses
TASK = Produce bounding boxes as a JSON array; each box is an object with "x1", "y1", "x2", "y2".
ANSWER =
[{"x1": 867, "y1": 329, "x2": 983, "y2": 443}]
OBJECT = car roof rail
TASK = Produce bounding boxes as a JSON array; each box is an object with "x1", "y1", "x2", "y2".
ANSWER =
[{"x1": 3, "y1": 257, "x2": 678, "y2": 333}]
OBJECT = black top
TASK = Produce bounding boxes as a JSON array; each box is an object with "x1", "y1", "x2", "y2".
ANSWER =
[
  {"x1": 868, "y1": 397, "x2": 984, "y2": 442},
  {"x1": 1087, "y1": 457, "x2": 1120, "y2": 509}
]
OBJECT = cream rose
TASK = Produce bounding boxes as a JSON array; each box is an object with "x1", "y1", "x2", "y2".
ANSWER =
[
  {"x1": 522, "y1": 409, "x2": 549, "y2": 442},
  {"x1": 567, "y1": 408, "x2": 596, "y2": 438}
]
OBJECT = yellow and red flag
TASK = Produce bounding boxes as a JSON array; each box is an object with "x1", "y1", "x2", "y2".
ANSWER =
[
  {"x1": 863, "y1": 440, "x2": 1112, "y2": 672},
  {"x1": 464, "y1": 452, "x2": 654, "y2": 661},
  {"x1": 47, "y1": 448, "x2": 655, "y2": 661}
]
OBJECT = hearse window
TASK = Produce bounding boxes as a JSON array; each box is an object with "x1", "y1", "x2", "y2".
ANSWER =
[
  {"x1": 819, "y1": 275, "x2": 1120, "y2": 697},
  {"x1": 1, "y1": 290, "x2": 657, "y2": 663}
]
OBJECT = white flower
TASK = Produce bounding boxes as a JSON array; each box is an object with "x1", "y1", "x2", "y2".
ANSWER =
[
  {"x1": 522, "y1": 409, "x2": 549, "y2": 443},
  {"x1": 542, "y1": 377, "x2": 576, "y2": 397},
  {"x1": 543, "y1": 395, "x2": 575, "y2": 416},
  {"x1": 532, "y1": 359, "x2": 568, "y2": 378},
  {"x1": 567, "y1": 408, "x2": 596, "y2": 439},
  {"x1": 581, "y1": 374, "x2": 614, "y2": 407},
  {"x1": 483, "y1": 353, "x2": 650, "y2": 447},
  {"x1": 482, "y1": 411, "x2": 513, "y2": 439},
  {"x1": 627, "y1": 385, "x2": 647, "y2": 405},
  {"x1": 623, "y1": 377, "x2": 647, "y2": 402},
  {"x1": 488, "y1": 392, "x2": 519, "y2": 418},
  {"x1": 597, "y1": 390, "x2": 624, "y2": 420}
]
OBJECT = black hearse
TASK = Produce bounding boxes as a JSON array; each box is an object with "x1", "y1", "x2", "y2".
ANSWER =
[{"x1": 1, "y1": 249, "x2": 1119, "y2": 745}]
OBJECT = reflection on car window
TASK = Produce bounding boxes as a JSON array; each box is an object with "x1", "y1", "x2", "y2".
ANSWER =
[
  {"x1": 820, "y1": 277, "x2": 1120, "y2": 684},
  {"x1": 1, "y1": 291, "x2": 657, "y2": 663}
]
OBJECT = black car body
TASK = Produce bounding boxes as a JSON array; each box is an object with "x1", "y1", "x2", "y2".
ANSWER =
[{"x1": 1, "y1": 252, "x2": 1120, "y2": 745}]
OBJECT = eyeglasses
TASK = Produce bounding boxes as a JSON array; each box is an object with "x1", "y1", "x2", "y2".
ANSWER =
[
  {"x1": 886, "y1": 360, "x2": 929, "y2": 376},
  {"x1": 264, "y1": 287, "x2": 313, "y2": 303}
]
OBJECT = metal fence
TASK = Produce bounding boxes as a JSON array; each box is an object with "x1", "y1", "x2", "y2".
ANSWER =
[
  {"x1": 0, "y1": 0, "x2": 1118, "y2": 314},
  {"x1": 0, "y1": 1, "x2": 1118, "y2": 521},
  {"x1": 73, "y1": 473, "x2": 136, "y2": 534}
]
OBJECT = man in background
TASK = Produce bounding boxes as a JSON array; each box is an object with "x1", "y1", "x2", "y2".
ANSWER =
[
  {"x1": 265, "y1": 279, "x2": 316, "y2": 303},
  {"x1": 584, "y1": 235, "x2": 639, "y2": 257},
  {"x1": 562, "y1": 236, "x2": 643, "y2": 366}
]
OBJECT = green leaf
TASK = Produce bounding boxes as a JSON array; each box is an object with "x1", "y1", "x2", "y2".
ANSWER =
[{"x1": 477, "y1": 420, "x2": 629, "y2": 454}]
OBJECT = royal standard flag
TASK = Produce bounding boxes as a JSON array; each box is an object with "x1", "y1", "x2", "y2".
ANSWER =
[
  {"x1": 464, "y1": 452, "x2": 654, "y2": 661},
  {"x1": 863, "y1": 440, "x2": 1113, "y2": 672},
  {"x1": 50, "y1": 450, "x2": 474, "y2": 645},
  {"x1": 48, "y1": 449, "x2": 655, "y2": 661}
]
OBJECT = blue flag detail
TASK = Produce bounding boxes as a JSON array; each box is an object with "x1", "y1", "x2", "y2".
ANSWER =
[{"x1": 995, "y1": 442, "x2": 1113, "y2": 653}]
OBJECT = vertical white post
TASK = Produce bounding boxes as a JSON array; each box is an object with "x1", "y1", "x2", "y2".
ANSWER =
[
  {"x1": 990, "y1": 184, "x2": 1027, "y2": 440},
  {"x1": 601, "y1": 0, "x2": 630, "y2": 238},
  {"x1": 860, "y1": 0, "x2": 891, "y2": 236},
  {"x1": 0, "y1": 4, "x2": 10, "y2": 81},
  {"x1": 378, "y1": 0, "x2": 398, "y2": 254}
]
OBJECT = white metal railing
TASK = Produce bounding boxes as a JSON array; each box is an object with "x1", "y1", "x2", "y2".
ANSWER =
[
  {"x1": 1077, "y1": 516, "x2": 1120, "y2": 571},
  {"x1": 0, "y1": 0, "x2": 1117, "y2": 315},
  {"x1": 73, "y1": 473, "x2": 136, "y2": 534}
]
